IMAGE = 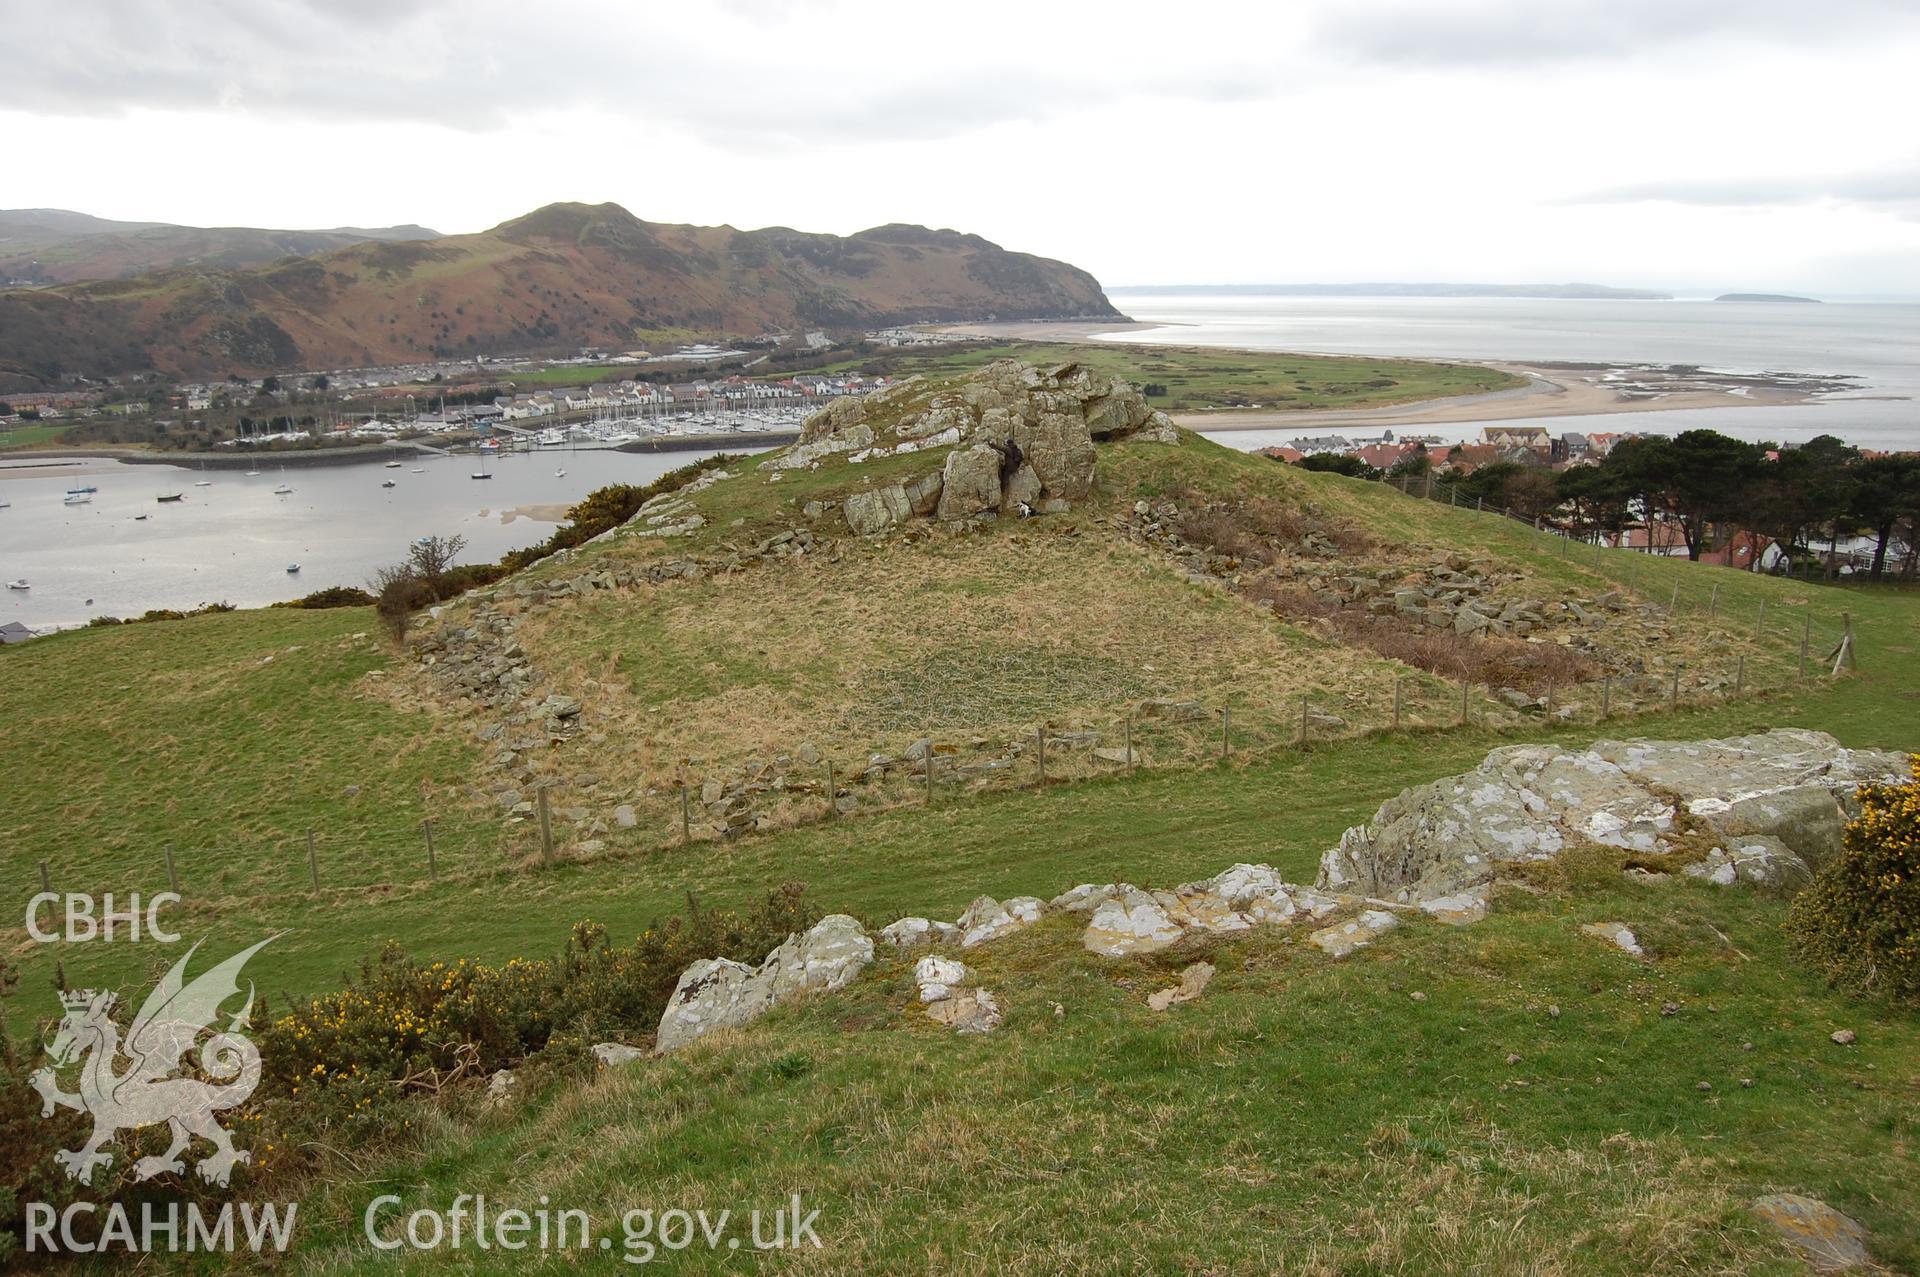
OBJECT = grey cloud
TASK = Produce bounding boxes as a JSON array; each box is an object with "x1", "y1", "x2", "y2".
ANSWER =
[
  {"x1": 1311, "y1": 0, "x2": 1919, "y2": 67},
  {"x1": 0, "y1": 0, "x2": 1281, "y2": 143},
  {"x1": 1565, "y1": 168, "x2": 1920, "y2": 218}
]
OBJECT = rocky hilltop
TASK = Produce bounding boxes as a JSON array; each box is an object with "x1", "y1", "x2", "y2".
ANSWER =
[
  {"x1": 0, "y1": 203, "x2": 1120, "y2": 385},
  {"x1": 778, "y1": 358, "x2": 1178, "y2": 532}
]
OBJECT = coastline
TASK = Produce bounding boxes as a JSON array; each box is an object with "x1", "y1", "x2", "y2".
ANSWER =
[{"x1": 928, "y1": 320, "x2": 1823, "y2": 432}]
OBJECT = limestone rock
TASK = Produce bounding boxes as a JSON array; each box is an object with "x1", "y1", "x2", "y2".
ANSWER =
[
  {"x1": 937, "y1": 444, "x2": 1003, "y2": 520},
  {"x1": 1310, "y1": 909, "x2": 1400, "y2": 958},
  {"x1": 913, "y1": 954, "x2": 969, "y2": 1003},
  {"x1": 1011, "y1": 411, "x2": 1096, "y2": 500},
  {"x1": 926, "y1": 987, "x2": 1002, "y2": 1034},
  {"x1": 879, "y1": 916, "x2": 959, "y2": 948},
  {"x1": 1580, "y1": 920, "x2": 1644, "y2": 956},
  {"x1": 1083, "y1": 887, "x2": 1186, "y2": 957},
  {"x1": 1317, "y1": 730, "x2": 1905, "y2": 906},
  {"x1": 1051, "y1": 882, "x2": 1126, "y2": 914},
  {"x1": 904, "y1": 469, "x2": 945, "y2": 517},
  {"x1": 591, "y1": 1042, "x2": 646, "y2": 1066},
  {"x1": 956, "y1": 895, "x2": 1036, "y2": 948},
  {"x1": 1000, "y1": 461, "x2": 1042, "y2": 513},
  {"x1": 484, "y1": 1068, "x2": 518, "y2": 1107},
  {"x1": 655, "y1": 914, "x2": 873, "y2": 1053},
  {"x1": 1419, "y1": 887, "x2": 1490, "y2": 925},
  {"x1": 843, "y1": 484, "x2": 912, "y2": 535},
  {"x1": 1147, "y1": 961, "x2": 1216, "y2": 1011},
  {"x1": 1750, "y1": 1194, "x2": 1871, "y2": 1271},
  {"x1": 1683, "y1": 836, "x2": 1811, "y2": 891}
]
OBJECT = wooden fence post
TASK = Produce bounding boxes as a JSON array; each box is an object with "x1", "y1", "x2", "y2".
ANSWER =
[
  {"x1": 1545, "y1": 676, "x2": 1555, "y2": 717},
  {"x1": 38, "y1": 859, "x2": 50, "y2": 894},
  {"x1": 163, "y1": 843, "x2": 179, "y2": 895},
  {"x1": 1669, "y1": 582, "x2": 1680, "y2": 614},
  {"x1": 1125, "y1": 715, "x2": 1135, "y2": 773},
  {"x1": 1669, "y1": 667, "x2": 1682, "y2": 713},
  {"x1": 422, "y1": 819, "x2": 437, "y2": 878},
  {"x1": 306, "y1": 829, "x2": 319, "y2": 892},
  {"x1": 679, "y1": 781, "x2": 691, "y2": 844},
  {"x1": 1841, "y1": 611, "x2": 1856, "y2": 670},
  {"x1": 1601, "y1": 674, "x2": 1612, "y2": 719},
  {"x1": 825, "y1": 760, "x2": 836, "y2": 819},
  {"x1": 538, "y1": 789, "x2": 555, "y2": 864},
  {"x1": 1800, "y1": 612, "x2": 1810, "y2": 679},
  {"x1": 1736, "y1": 654, "x2": 1745, "y2": 696},
  {"x1": 1222, "y1": 707, "x2": 1232, "y2": 757},
  {"x1": 1708, "y1": 582, "x2": 1719, "y2": 618},
  {"x1": 1756, "y1": 598, "x2": 1766, "y2": 639},
  {"x1": 1036, "y1": 727, "x2": 1047, "y2": 788},
  {"x1": 1460, "y1": 679, "x2": 1470, "y2": 725},
  {"x1": 1392, "y1": 676, "x2": 1403, "y2": 732},
  {"x1": 924, "y1": 743, "x2": 935, "y2": 804}
]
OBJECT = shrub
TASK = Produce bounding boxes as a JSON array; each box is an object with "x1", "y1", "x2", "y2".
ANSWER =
[
  {"x1": 275, "y1": 585, "x2": 376, "y2": 609},
  {"x1": 256, "y1": 883, "x2": 820, "y2": 1139},
  {"x1": 1787, "y1": 758, "x2": 1920, "y2": 1006}
]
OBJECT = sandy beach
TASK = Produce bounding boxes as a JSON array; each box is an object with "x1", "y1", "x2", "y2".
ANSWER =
[{"x1": 929, "y1": 320, "x2": 1823, "y2": 431}]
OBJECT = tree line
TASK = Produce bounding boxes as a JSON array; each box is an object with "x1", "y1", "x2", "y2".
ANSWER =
[{"x1": 1296, "y1": 428, "x2": 1920, "y2": 579}]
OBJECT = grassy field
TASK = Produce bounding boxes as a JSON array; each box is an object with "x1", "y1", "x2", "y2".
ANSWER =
[
  {"x1": 0, "y1": 421, "x2": 73, "y2": 449},
  {"x1": 782, "y1": 340, "x2": 1525, "y2": 412}
]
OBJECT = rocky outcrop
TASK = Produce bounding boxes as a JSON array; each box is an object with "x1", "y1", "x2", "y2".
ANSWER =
[
  {"x1": 795, "y1": 360, "x2": 1168, "y2": 535},
  {"x1": 1318, "y1": 729, "x2": 1907, "y2": 905},
  {"x1": 654, "y1": 914, "x2": 873, "y2": 1053}
]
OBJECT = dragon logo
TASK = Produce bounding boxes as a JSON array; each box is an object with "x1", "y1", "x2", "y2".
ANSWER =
[{"x1": 30, "y1": 937, "x2": 277, "y2": 1187}]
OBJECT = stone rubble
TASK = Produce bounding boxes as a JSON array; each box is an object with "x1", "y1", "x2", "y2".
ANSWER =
[
  {"x1": 1147, "y1": 961, "x2": 1215, "y2": 1011},
  {"x1": 654, "y1": 914, "x2": 873, "y2": 1053}
]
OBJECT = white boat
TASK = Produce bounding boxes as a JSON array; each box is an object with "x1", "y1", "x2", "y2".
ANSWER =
[
  {"x1": 286, "y1": 563, "x2": 300, "y2": 573},
  {"x1": 66, "y1": 484, "x2": 97, "y2": 494},
  {"x1": 63, "y1": 491, "x2": 92, "y2": 505},
  {"x1": 134, "y1": 513, "x2": 149, "y2": 521},
  {"x1": 157, "y1": 491, "x2": 184, "y2": 503},
  {"x1": 409, "y1": 467, "x2": 425, "y2": 473},
  {"x1": 5, "y1": 579, "x2": 27, "y2": 590},
  {"x1": 382, "y1": 479, "x2": 397, "y2": 488},
  {"x1": 194, "y1": 480, "x2": 213, "y2": 487},
  {"x1": 554, "y1": 467, "x2": 566, "y2": 478},
  {"x1": 537, "y1": 427, "x2": 566, "y2": 447},
  {"x1": 385, "y1": 459, "x2": 403, "y2": 469},
  {"x1": 245, "y1": 466, "x2": 261, "y2": 477},
  {"x1": 274, "y1": 483, "x2": 293, "y2": 495}
]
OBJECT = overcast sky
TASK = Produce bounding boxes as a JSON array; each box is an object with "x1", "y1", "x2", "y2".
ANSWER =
[{"x1": 3, "y1": 0, "x2": 1918, "y2": 293}]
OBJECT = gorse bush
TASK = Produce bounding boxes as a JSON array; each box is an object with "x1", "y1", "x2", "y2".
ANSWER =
[
  {"x1": 1787, "y1": 757, "x2": 1920, "y2": 1006},
  {"x1": 257, "y1": 883, "x2": 820, "y2": 1138},
  {"x1": 273, "y1": 585, "x2": 377, "y2": 609}
]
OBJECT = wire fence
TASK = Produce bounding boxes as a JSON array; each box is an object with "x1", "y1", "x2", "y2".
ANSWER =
[{"x1": 17, "y1": 477, "x2": 1865, "y2": 913}]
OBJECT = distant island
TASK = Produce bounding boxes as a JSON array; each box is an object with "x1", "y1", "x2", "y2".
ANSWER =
[
  {"x1": 1117, "y1": 282, "x2": 1672, "y2": 300},
  {"x1": 1714, "y1": 292, "x2": 1821, "y2": 303}
]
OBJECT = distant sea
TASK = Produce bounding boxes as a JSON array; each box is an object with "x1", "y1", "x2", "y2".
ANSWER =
[{"x1": 1102, "y1": 290, "x2": 1920, "y2": 453}]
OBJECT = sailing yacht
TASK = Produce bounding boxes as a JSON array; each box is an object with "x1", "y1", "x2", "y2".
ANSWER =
[{"x1": 194, "y1": 462, "x2": 213, "y2": 486}]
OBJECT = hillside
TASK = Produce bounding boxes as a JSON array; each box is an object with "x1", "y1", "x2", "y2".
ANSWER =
[
  {"x1": 3, "y1": 364, "x2": 1915, "y2": 1271},
  {"x1": 0, "y1": 207, "x2": 439, "y2": 287},
  {"x1": 0, "y1": 204, "x2": 1121, "y2": 387}
]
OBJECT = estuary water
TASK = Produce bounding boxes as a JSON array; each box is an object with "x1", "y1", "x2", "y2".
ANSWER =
[
  {"x1": 0, "y1": 446, "x2": 764, "y2": 629},
  {"x1": 1103, "y1": 290, "x2": 1920, "y2": 454}
]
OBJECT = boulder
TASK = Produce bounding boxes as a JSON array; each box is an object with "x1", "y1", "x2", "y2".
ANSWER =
[
  {"x1": 843, "y1": 484, "x2": 912, "y2": 535},
  {"x1": 926, "y1": 987, "x2": 1002, "y2": 1034},
  {"x1": 1317, "y1": 731, "x2": 1905, "y2": 906},
  {"x1": 1310, "y1": 909, "x2": 1400, "y2": 958},
  {"x1": 913, "y1": 954, "x2": 969, "y2": 1003},
  {"x1": 957, "y1": 895, "x2": 1037, "y2": 948},
  {"x1": 1750, "y1": 1194, "x2": 1872, "y2": 1271},
  {"x1": 1083, "y1": 887, "x2": 1185, "y2": 957},
  {"x1": 800, "y1": 394, "x2": 869, "y2": 443},
  {"x1": 655, "y1": 914, "x2": 873, "y2": 1053},
  {"x1": 1001, "y1": 462, "x2": 1042, "y2": 513},
  {"x1": 937, "y1": 444, "x2": 1003, "y2": 520},
  {"x1": 1682, "y1": 836, "x2": 1811, "y2": 891},
  {"x1": 591, "y1": 1042, "x2": 646, "y2": 1066},
  {"x1": 904, "y1": 469, "x2": 945, "y2": 517},
  {"x1": 1011, "y1": 411, "x2": 1096, "y2": 500}
]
